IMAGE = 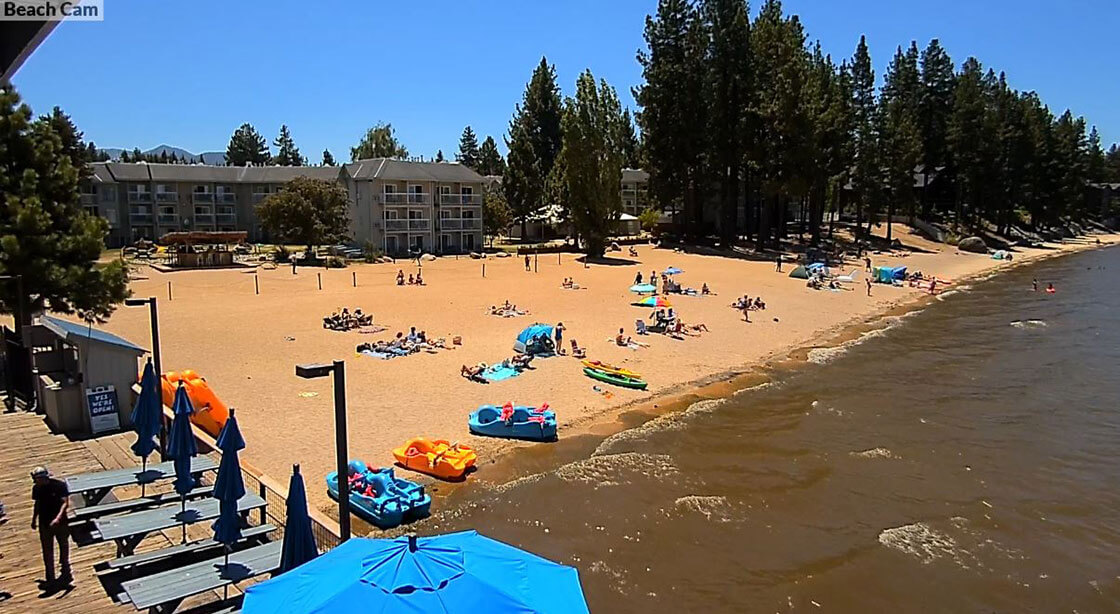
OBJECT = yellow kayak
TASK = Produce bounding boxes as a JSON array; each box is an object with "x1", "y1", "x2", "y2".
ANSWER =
[{"x1": 581, "y1": 360, "x2": 641, "y2": 379}]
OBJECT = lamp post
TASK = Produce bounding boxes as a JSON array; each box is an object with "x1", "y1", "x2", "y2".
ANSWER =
[
  {"x1": 295, "y1": 360, "x2": 350, "y2": 541},
  {"x1": 126, "y1": 296, "x2": 165, "y2": 455}
]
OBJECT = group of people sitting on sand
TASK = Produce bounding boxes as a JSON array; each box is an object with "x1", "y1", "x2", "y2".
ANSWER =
[
  {"x1": 731, "y1": 295, "x2": 767, "y2": 311},
  {"x1": 561, "y1": 277, "x2": 582, "y2": 290},
  {"x1": 357, "y1": 327, "x2": 447, "y2": 357},
  {"x1": 489, "y1": 300, "x2": 529, "y2": 317},
  {"x1": 396, "y1": 269, "x2": 425, "y2": 286},
  {"x1": 460, "y1": 353, "x2": 535, "y2": 383},
  {"x1": 323, "y1": 307, "x2": 373, "y2": 331},
  {"x1": 633, "y1": 308, "x2": 709, "y2": 340}
]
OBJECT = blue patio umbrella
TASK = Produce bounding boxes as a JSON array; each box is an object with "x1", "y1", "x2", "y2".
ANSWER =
[
  {"x1": 129, "y1": 359, "x2": 162, "y2": 494},
  {"x1": 278, "y1": 464, "x2": 318, "y2": 574},
  {"x1": 211, "y1": 408, "x2": 246, "y2": 597},
  {"x1": 629, "y1": 283, "x2": 656, "y2": 294},
  {"x1": 167, "y1": 382, "x2": 198, "y2": 543},
  {"x1": 663, "y1": 266, "x2": 683, "y2": 275},
  {"x1": 243, "y1": 531, "x2": 589, "y2": 614}
]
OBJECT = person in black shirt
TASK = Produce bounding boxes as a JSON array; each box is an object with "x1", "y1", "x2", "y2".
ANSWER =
[{"x1": 31, "y1": 466, "x2": 71, "y2": 586}]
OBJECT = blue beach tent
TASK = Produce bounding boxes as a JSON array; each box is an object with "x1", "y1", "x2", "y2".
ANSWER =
[
  {"x1": 514, "y1": 323, "x2": 555, "y2": 354},
  {"x1": 242, "y1": 531, "x2": 589, "y2": 614}
]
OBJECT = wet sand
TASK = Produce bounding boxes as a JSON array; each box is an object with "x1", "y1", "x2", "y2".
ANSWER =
[{"x1": 58, "y1": 228, "x2": 1118, "y2": 516}]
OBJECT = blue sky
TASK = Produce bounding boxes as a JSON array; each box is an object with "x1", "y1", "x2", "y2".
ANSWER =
[{"x1": 13, "y1": 0, "x2": 1119, "y2": 161}]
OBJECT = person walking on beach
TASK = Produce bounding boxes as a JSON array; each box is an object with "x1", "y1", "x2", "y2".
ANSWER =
[
  {"x1": 31, "y1": 466, "x2": 71, "y2": 587},
  {"x1": 635, "y1": 271, "x2": 643, "y2": 285},
  {"x1": 775, "y1": 254, "x2": 783, "y2": 272},
  {"x1": 554, "y1": 322, "x2": 565, "y2": 354},
  {"x1": 864, "y1": 256, "x2": 872, "y2": 273},
  {"x1": 865, "y1": 278, "x2": 872, "y2": 297},
  {"x1": 524, "y1": 254, "x2": 531, "y2": 271}
]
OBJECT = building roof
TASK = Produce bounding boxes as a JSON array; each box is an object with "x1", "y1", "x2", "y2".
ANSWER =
[
  {"x1": 238, "y1": 166, "x2": 342, "y2": 183},
  {"x1": 344, "y1": 159, "x2": 485, "y2": 183},
  {"x1": 622, "y1": 168, "x2": 649, "y2": 182},
  {"x1": 95, "y1": 162, "x2": 345, "y2": 184},
  {"x1": 41, "y1": 316, "x2": 146, "y2": 353},
  {"x1": 103, "y1": 162, "x2": 154, "y2": 181},
  {"x1": 89, "y1": 163, "x2": 116, "y2": 183},
  {"x1": 148, "y1": 164, "x2": 241, "y2": 182}
]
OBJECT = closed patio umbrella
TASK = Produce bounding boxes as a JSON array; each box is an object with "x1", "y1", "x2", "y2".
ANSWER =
[
  {"x1": 129, "y1": 359, "x2": 162, "y2": 495},
  {"x1": 167, "y1": 382, "x2": 198, "y2": 544},
  {"x1": 243, "y1": 531, "x2": 589, "y2": 614},
  {"x1": 211, "y1": 408, "x2": 246, "y2": 598},
  {"x1": 278, "y1": 464, "x2": 318, "y2": 574}
]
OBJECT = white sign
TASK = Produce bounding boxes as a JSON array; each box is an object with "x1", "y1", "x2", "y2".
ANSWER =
[{"x1": 86, "y1": 385, "x2": 120, "y2": 434}]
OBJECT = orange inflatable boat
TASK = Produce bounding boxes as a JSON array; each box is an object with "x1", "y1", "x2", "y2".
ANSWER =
[
  {"x1": 391, "y1": 438, "x2": 476, "y2": 480},
  {"x1": 161, "y1": 370, "x2": 230, "y2": 437}
]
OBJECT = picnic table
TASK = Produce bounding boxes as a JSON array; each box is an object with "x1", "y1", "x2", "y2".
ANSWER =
[
  {"x1": 92, "y1": 493, "x2": 266, "y2": 557},
  {"x1": 66, "y1": 456, "x2": 219, "y2": 506},
  {"x1": 119, "y1": 539, "x2": 281, "y2": 613}
]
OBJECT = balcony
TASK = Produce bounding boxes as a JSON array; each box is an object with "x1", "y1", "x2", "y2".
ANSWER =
[
  {"x1": 384, "y1": 219, "x2": 409, "y2": 232},
  {"x1": 217, "y1": 193, "x2": 237, "y2": 204},
  {"x1": 158, "y1": 214, "x2": 179, "y2": 225},
  {"x1": 216, "y1": 213, "x2": 237, "y2": 224},
  {"x1": 156, "y1": 192, "x2": 178, "y2": 203},
  {"x1": 439, "y1": 193, "x2": 482, "y2": 206},
  {"x1": 195, "y1": 214, "x2": 215, "y2": 224},
  {"x1": 461, "y1": 218, "x2": 481, "y2": 230},
  {"x1": 252, "y1": 192, "x2": 271, "y2": 203},
  {"x1": 130, "y1": 213, "x2": 153, "y2": 223},
  {"x1": 439, "y1": 218, "x2": 482, "y2": 231},
  {"x1": 408, "y1": 219, "x2": 430, "y2": 231},
  {"x1": 193, "y1": 192, "x2": 215, "y2": 204},
  {"x1": 382, "y1": 193, "x2": 430, "y2": 205},
  {"x1": 127, "y1": 191, "x2": 153, "y2": 204},
  {"x1": 80, "y1": 193, "x2": 96, "y2": 205}
]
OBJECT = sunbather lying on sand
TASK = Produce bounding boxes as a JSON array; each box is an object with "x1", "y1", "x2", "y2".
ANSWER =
[
  {"x1": 461, "y1": 363, "x2": 488, "y2": 382},
  {"x1": 509, "y1": 353, "x2": 534, "y2": 370}
]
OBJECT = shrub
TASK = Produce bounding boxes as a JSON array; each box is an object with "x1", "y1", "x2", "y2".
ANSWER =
[{"x1": 275, "y1": 245, "x2": 291, "y2": 263}]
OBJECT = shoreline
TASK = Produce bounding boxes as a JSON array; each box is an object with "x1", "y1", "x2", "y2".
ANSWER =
[{"x1": 450, "y1": 235, "x2": 1119, "y2": 496}]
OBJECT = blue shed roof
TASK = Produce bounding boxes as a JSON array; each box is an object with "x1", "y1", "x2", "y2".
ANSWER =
[{"x1": 42, "y1": 316, "x2": 146, "y2": 353}]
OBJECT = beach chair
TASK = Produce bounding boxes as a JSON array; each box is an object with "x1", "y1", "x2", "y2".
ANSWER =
[{"x1": 635, "y1": 320, "x2": 649, "y2": 335}]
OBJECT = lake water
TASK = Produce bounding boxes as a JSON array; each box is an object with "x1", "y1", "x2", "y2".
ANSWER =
[{"x1": 424, "y1": 246, "x2": 1120, "y2": 612}]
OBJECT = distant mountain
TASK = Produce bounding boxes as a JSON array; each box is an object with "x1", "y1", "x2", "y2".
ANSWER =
[{"x1": 97, "y1": 144, "x2": 226, "y2": 165}]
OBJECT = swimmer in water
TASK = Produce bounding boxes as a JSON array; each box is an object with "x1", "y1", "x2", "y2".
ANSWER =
[
  {"x1": 1046, "y1": 282, "x2": 1055, "y2": 294},
  {"x1": 1032, "y1": 278, "x2": 1038, "y2": 292}
]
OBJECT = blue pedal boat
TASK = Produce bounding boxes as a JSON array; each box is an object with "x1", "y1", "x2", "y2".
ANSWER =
[
  {"x1": 469, "y1": 404, "x2": 558, "y2": 441},
  {"x1": 326, "y1": 460, "x2": 432, "y2": 528}
]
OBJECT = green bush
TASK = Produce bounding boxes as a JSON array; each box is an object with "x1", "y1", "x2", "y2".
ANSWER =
[
  {"x1": 325, "y1": 256, "x2": 347, "y2": 268},
  {"x1": 275, "y1": 245, "x2": 291, "y2": 263}
]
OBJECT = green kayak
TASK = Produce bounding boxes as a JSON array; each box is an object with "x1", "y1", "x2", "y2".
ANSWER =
[{"x1": 583, "y1": 366, "x2": 648, "y2": 390}]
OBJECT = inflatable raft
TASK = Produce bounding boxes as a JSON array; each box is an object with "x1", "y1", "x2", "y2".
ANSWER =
[
  {"x1": 392, "y1": 438, "x2": 477, "y2": 480},
  {"x1": 583, "y1": 367, "x2": 648, "y2": 389},
  {"x1": 161, "y1": 370, "x2": 229, "y2": 437},
  {"x1": 469, "y1": 404, "x2": 557, "y2": 441},
  {"x1": 581, "y1": 360, "x2": 641, "y2": 379},
  {"x1": 325, "y1": 461, "x2": 431, "y2": 529}
]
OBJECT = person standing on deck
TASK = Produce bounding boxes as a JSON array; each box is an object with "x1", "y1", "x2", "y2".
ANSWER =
[{"x1": 31, "y1": 466, "x2": 71, "y2": 587}]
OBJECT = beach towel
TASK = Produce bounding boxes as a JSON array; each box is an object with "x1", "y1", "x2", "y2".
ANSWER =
[
  {"x1": 481, "y1": 363, "x2": 520, "y2": 382},
  {"x1": 358, "y1": 350, "x2": 395, "y2": 360}
]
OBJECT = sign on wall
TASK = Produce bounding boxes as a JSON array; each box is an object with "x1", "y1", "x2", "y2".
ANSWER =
[{"x1": 86, "y1": 385, "x2": 120, "y2": 434}]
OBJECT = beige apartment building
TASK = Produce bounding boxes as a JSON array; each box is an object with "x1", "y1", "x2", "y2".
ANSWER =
[
  {"x1": 80, "y1": 159, "x2": 486, "y2": 256},
  {"x1": 621, "y1": 168, "x2": 650, "y2": 216}
]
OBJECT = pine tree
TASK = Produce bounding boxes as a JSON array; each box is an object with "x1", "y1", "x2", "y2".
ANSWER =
[
  {"x1": 434, "y1": 149, "x2": 445, "y2": 163},
  {"x1": 504, "y1": 57, "x2": 564, "y2": 240},
  {"x1": 1086, "y1": 126, "x2": 1105, "y2": 182},
  {"x1": 321, "y1": 149, "x2": 336, "y2": 166},
  {"x1": 457, "y1": 126, "x2": 480, "y2": 168},
  {"x1": 947, "y1": 58, "x2": 989, "y2": 226},
  {"x1": 226, "y1": 123, "x2": 271, "y2": 166},
  {"x1": 273, "y1": 124, "x2": 305, "y2": 166},
  {"x1": 482, "y1": 183, "x2": 513, "y2": 246},
  {"x1": 558, "y1": 71, "x2": 626, "y2": 256},
  {"x1": 635, "y1": 0, "x2": 708, "y2": 234},
  {"x1": 918, "y1": 39, "x2": 955, "y2": 217},
  {"x1": 1106, "y1": 144, "x2": 1120, "y2": 182},
  {"x1": 477, "y1": 136, "x2": 506, "y2": 175},
  {"x1": 880, "y1": 43, "x2": 923, "y2": 239},
  {"x1": 0, "y1": 86, "x2": 130, "y2": 325},
  {"x1": 119, "y1": 149, "x2": 130, "y2": 162},
  {"x1": 350, "y1": 122, "x2": 408, "y2": 160},
  {"x1": 849, "y1": 34, "x2": 880, "y2": 241},
  {"x1": 619, "y1": 108, "x2": 642, "y2": 169}
]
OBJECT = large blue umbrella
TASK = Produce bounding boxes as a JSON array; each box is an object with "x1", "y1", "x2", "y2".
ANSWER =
[
  {"x1": 663, "y1": 266, "x2": 683, "y2": 275},
  {"x1": 629, "y1": 283, "x2": 656, "y2": 294},
  {"x1": 513, "y1": 323, "x2": 554, "y2": 354},
  {"x1": 243, "y1": 531, "x2": 589, "y2": 614},
  {"x1": 211, "y1": 408, "x2": 246, "y2": 597},
  {"x1": 167, "y1": 383, "x2": 198, "y2": 543},
  {"x1": 129, "y1": 359, "x2": 162, "y2": 494},
  {"x1": 278, "y1": 464, "x2": 318, "y2": 574}
]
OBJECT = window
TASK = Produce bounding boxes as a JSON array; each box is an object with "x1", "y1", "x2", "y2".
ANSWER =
[
  {"x1": 383, "y1": 184, "x2": 398, "y2": 194},
  {"x1": 101, "y1": 185, "x2": 117, "y2": 201},
  {"x1": 385, "y1": 210, "x2": 399, "y2": 220},
  {"x1": 461, "y1": 186, "x2": 473, "y2": 196},
  {"x1": 439, "y1": 185, "x2": 451, "y2": 195},
  {"x1": 194, "y1": 185, "x2": 210, "y2": 193}
]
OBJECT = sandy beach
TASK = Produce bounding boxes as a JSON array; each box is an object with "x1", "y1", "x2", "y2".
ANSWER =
[{"x1": 55, "y1": 228, "x2": 1117, "y2": 518}]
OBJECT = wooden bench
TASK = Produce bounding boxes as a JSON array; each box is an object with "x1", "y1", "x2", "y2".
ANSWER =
[
  {"x1": 92, "y1": 493, "x2": 266, "y2": 557},
  {"x1": 72, "y1": 485, "x2": 215, "y2": 523},
  {"x1": 106, "y1": 523, "x2": 275, "y2": 571},
  {"x1": 66, "y1": 456, "x2": 219, "y2": 506}
]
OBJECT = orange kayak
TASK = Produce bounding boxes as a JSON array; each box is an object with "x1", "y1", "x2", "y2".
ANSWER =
[
  {"x1": 161, "y1": 370, "x2": 229, "y2": 437},
  {"x1": 580, "y1": 359, "x2": 641, "y2": 379},
  {"x1": 392, "y1": 438, "x2": 477, "y2": 480}
]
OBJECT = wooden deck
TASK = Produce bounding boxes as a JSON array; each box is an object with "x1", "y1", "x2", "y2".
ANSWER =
[{"x1": 0, "y1": 410, "x2": 233, "y2": 613}]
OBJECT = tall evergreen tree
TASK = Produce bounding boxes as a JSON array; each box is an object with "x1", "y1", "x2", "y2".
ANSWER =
[
  {"x1": 848, "y1": 34, "x2": 880, "y2": 241},
  {"x1": 504, "y1": 57, "x2": 564, "y2": 239},
  {"x1": 917, "y1": 39, "x2": 955, "y2": 217},
  {"x1": 434, "y1": 149, "x2": 445, "y2": 163},
  {"x1": 0, "y1": 86, "x2": 130, "y2": 325},
  {"x1": 558, "y1": 71, "x2": 626, "y2": 256},
  {"x1": 350, "y1": 122, "x2": 408, "y2": 160},
  {"x1": 457, "y1": 126, "x2": 480, "y2": 168},
  {"x1": 321, "y1": 148, "x2": 336, "y2": 166},
  {"x1": 477, "y1": 136, "x2": 506, "y2": 175},
  {"x1": 1086, "y1": 126, "x2": 1105, "y2": 182},
  {"x1": 619, "y1": 108, "x2": 642, "y2": 169},
  {"x1": 226, "y1": 123, "x2": 271, "y2": 166},
  {"x1": 947, "y1": 58, "x2": 989, "y2": 225},
  {"x1": 880, "y1": 43, "x2": 923, "y2": 239},
  {"x1": 273, "y1": 124, "x2": 305, "y2": 166},
  {"x1": 636, "y1": 0, "x2": 708, "y2": 234}
]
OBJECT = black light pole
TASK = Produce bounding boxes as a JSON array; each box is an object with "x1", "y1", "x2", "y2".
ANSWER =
[
  {"x1": 295, "y1": 360, "x2": 350, "y2": 541},
  {"x1": 126, "y1": 297, "x2": 165, "y2": 456}
]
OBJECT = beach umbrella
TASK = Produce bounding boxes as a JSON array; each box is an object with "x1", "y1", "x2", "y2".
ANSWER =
[
  {"x1": 663, "y1": 267, "x2": 683, "y2": 275},
  {"x1": 278, "y1": 464, "x2": 319, "y2": 574},
  {"x1": 629, "y1": 283, "x2": 656, "y2": 294},
  {"x1": 129, "y1": 359, "x2": 162, "y2": 494},
  {"x1": 167, "y1": 382, "x2": 198, "y2": 544},
  {"x1": 243, "y1": 531, "x2": 589, "y2": 614},
  {"x1": 637, "y1": 295, "x2": 672, "y2": 308},
  {"x1": 211, "y1": 408, "x2": 246, "y2": 598},
  {"x1": 514, "y1": 323, "x2": 554, "y2": 354}
]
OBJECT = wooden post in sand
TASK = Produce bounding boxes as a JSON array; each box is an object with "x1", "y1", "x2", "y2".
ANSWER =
[
  {"x1": 482, "y1": 263, "x2": 486, "y2": 278},
  {"x1": 254, "y1": 274, "x2": 259, "y2": 295},
  {"x1": 558, "y1": 252, "x2": 561, "y2": 266},
  {"x1": 167, "y1": 281, "x2": 172, "y2": 301},
  {"x1": 352, "y1": 271, "x2": 356, "y2": 287},
  {"x1": 534, "y1": 252, "x2": 538, "y2": 273},
  {"x1": 317, "y1": 273, "x2": 322, "y2": 290}
]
